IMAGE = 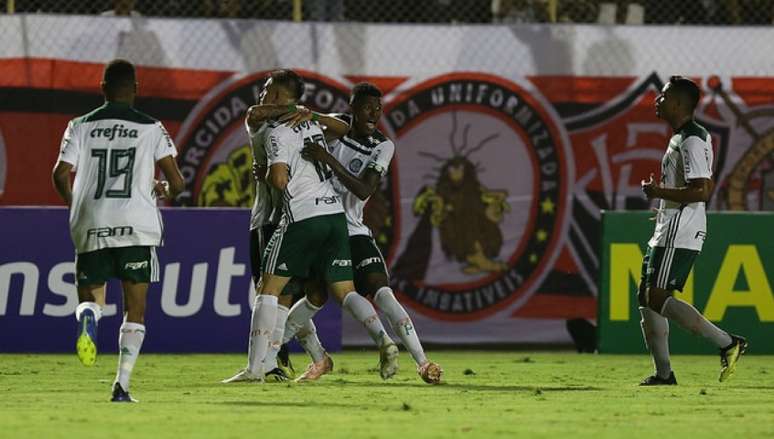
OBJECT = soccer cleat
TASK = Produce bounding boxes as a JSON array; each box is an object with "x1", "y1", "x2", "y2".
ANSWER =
[
  {"x1": 221, "y1": 368, "x2": 262, "y2": 384},
  {"x1": 277, "y1": 344, "x2": 295, "y2": 379},
  {"x1": 295, "y1": 353, "x2": 334, "y2": 382},
  {"x1": 110, "y1": 383, "x2": 138, "y2": 403},
  {"x1": 639, "y1": 371, "x2": 677, "y2": 386},
  {"x1": 719, "y1": 335, "x2": 748, "y2": 382},
  {"x1": 418, "y1": 361, "x2": 443, "y2": 384},
  {"x1": 264, "y1": 367, "x2": 290, "y2": 383},
  {"x1": 75, "y1": 309, "x2": 98, "y2": 367},
  {"x1": 379, "y1": 343, "x2": 400, "y2": 380}
]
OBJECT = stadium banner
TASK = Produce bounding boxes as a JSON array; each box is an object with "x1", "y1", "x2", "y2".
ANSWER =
[
  {"x1": 2, "y1": 16, "x2": 774, "y2": 345},
  {"x1": 598, "y1": 211, "x2": 774, "y2": 354},
  {"x1": 0, "y1": 207, "x2": 342, "y2": 353}
]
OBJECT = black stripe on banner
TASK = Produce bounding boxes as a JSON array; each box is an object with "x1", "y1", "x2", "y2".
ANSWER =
[
  {"x1": 340, "y1": 138, "x2": 372, "y2": 155},
  {"x1": 0, "y1": 87, "x2": 196, "y2": 121}
]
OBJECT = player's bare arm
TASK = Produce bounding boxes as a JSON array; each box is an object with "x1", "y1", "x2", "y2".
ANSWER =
[
  {"x1": 51, "y1": 160, "x2": 74, "y2": 207},
  {"x1": 268, "y1": 162, "x2": 289, "y2": 191},
  {"x1": 155, "y1": 155, "x2": 185, "y2": 199},
  {"x1": 641, "y1": 173, "x2": 714, "y2": 203},
  {"x1": 301, "y1": 142, "x2": 381, "y2": 200},
  {"x1": 246, "y1": 104, "x2": 297, "y2": 130}
]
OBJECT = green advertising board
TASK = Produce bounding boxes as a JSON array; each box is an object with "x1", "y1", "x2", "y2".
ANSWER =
[{"x1": 599, "y1": 211, "x2": 774, "y2": 354}]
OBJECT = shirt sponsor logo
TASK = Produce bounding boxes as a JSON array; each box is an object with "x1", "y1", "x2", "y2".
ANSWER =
[
  {"x1": 90, "y1": 124, "x2": 139, "y2": 141},
  {"x1": 315, "y1": 195, "x2": 340, "y2": 205},
  {"x1": 124, "y1": 261, "x2": 148, "y2": 270},
  {"x1": 86, "y1": 226, "x2": 134, "y2": 238},
  {"x1": 356, "y1": 257, "x2": 382, "y2": 269},
  {"x1": 331, "y1": 259, "x2": 352, "y2": 267}
]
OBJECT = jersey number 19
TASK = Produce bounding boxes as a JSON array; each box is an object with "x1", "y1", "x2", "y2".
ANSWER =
[
  {"x1": 91, "y1": 147, "x2": 136, "y2": 199},
  {"x1": 305, "y1": 134, "x2": 333, "y2": 182}
]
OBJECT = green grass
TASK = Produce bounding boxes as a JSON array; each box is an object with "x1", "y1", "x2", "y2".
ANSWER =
[{"x1": 1, "y1": 351, "x2": 773, "y2": 438}]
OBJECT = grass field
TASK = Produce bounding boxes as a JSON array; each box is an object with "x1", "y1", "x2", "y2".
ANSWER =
[{"x1": 1, "y1": 351, "x2": 773, "y2": 438}]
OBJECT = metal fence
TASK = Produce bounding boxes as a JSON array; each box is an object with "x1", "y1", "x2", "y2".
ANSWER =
[{"x1": 4, "y1": 0, "x2": 774, "y2": 24}]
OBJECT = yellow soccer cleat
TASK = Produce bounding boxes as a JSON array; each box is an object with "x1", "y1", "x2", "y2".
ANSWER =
[
  {"x1": 75, "y1": 309, "x2": 98, "y2": 367},
  {"x1": 719, "y1": 335, "x2": 748, "y2": 382}
]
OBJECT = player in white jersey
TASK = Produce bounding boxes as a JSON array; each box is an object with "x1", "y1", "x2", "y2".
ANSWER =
[
  {"x1": 244, "y1": 70, "x2": 400, "y2": 381},
  {"x1": 284, "y1": 83, "x2": 442, "y2": 384},
  {"x1": 638, "y1": 76, "x2": 746, "y2": 386},
  {"x1": 51, "y1": 60, "x2": 184, "y2": 402},
  {"x1": 222, "y1": 83, "x2": 350, "y2": 384}
]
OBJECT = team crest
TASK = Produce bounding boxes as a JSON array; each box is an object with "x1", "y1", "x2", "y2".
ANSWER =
[
  {"x1": 382, "y1": 73, "x2": 573, "y2": 320},
  {"x1": 173, "y1": 71, "x2": 350, "y2": 206}
]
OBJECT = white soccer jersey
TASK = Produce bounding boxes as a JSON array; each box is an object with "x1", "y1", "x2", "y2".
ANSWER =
[
  {"x1": 328, "y1": 114, "x2": 395, "y2": 237},
  {"x1": 648, "y1": 120, "x2": 714, "y2": 251},
  {"x1": 264, "y1": 120, "x2": 344, "y2": 223},
  {"x1": 247, "y1": 119, "x2": 281, "y2": 230},
  {"x1": 57, "y1": 102, "x2": 177, "y2": 254}
]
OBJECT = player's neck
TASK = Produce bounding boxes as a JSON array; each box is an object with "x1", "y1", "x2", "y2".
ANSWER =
[
  {"x1": 105, "y1": 97, "x2": 134, "y2": 107},
  {"x1": 670, "y1": 114, "x2": 692, "y2": 131}
]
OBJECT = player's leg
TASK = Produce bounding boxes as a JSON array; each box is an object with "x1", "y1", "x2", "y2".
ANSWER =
[
  {"x1": 647, "y1": 247, "x2": 746, "y2": 382},
  {"x1": 110, "y1": 246, "x2": 157, "y2": 402},
  {"x1": 351, "y1": 235, "x2": 441, "y2": 383},
  {"x1": 224, "y1": 228, "x2": 267, "y2": 382},
  {"x1": 290, "y1": 279, "x2": 333, "y2": 382},
  {"x1": 323, "y1": 216, "x2": 399, "y2": 379},
  {"x1": 637, "y1": 246, "x2": 674, "y2": 385},
  {"x1": 263, "y1": 292, "x2": 293, "y2": 381},
  {"x1": 74, "y1": 249, "x2": 112, "y2": 367}
]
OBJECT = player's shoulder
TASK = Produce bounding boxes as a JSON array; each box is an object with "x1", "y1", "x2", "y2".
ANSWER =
[
  {"x1": 679, "y1": 120, "x2": 709, "y2": 145},
  {"x1": 370, "y1": 130, "x2": 393, "y2": 151}
]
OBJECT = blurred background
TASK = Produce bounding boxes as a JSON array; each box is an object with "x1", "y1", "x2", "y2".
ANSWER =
[{"x1": 1, "y1": 0, "x2": 773, "y2": 354}]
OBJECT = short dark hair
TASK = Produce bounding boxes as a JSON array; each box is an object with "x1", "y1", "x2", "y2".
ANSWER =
[
  {"x1": 270, "y1": 69, "x2": 305, "y2": 100},
  {"x1": 103, "y1": 59, "x2": 136, "y2": 92},
  {"x1": 351, "y1": 82, "x2": 383, "y2": 104},
  {"x1": 668, "y1": 75, "x2": 700, "y2": 110}
]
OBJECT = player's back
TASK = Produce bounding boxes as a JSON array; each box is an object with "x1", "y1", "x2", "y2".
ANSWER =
[
  {"x1": 265, "y1": 120, "x2": 343, "y2": 223},
  {"x1": 61, "y1": 102, "x2": 176, "y2": 253}
]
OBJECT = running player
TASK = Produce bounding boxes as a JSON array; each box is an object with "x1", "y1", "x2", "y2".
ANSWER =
[
  {"x1": 245, "y1": 70, "x2": 400, "y2": 381},
  {"x1": 638, "y1": 76, "x2": 747, "y2": 385},
  {"x1": 51, "y1": 59, "x2": 184, "y2": 402},
  {"x1": 283, "y1": 83, "x2": 442, "y2": 384},
  {"x1": 222, "y1": 80, "x2": 348, "y2": 384}
]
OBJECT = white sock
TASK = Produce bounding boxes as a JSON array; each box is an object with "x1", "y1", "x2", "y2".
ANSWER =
[
  {"x1": 248, "y1": 294, "x2": 278, "y2": 376},
  {"x1": 76, "y1": 301, "x2": 102, "y2": 322},
  {"x1": 639, "y1": 306, "x2": 671, "y2": 379},
  {"x1": 263, "y1": 304, "x2": 288, "y2": 371},
  {"x1": 661, "y1": 297, "x2": 732, "y2": 348},
  {"x1": 296, "y1": 319, "x2": 326, "y2": 363},
  {"x1": 342, "y1": 292, "x2": 393, "y2": 347},
  {"x1": 374, "y1": 287, "x2": 427, "y2": 366},
  {"x1": 246, "y1": 295, "x2": 264, "y2": 374},
  {"x1": 115, "y1": 321, "x2": 145, "y2": 391},
  {"x1": 283, "y1": 297, "x2": 321, "y2": 344}
]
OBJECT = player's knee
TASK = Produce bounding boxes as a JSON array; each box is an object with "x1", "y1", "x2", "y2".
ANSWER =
[
  {"x1": 647, "y1": 288, "x2": 671, "y2": 314},
  {"x1": 361, "y1": 274, "x2": 388, "y2": 298},
  {"x1": 306, "y1": 289, "x2": 328, "y2": 308}
]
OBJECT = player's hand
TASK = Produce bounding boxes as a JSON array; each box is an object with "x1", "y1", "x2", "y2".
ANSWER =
[
  {"x1": 246, "y1": 105, "x2": 264, "y2": 129},
  {"x1": 280, "y1": 105, "x2": 313, "y2": 128},
  {"x1": 252, "y1": 161, "x2": 267, "y2": 182},
  {"x1": 302, "y1": 142, "x2": 330, "y2": 163},
  {"x1": 641, "y1": 173, "x2": 659, "y2": 200},
  {"x1": 153, "y1": 179, "x2": 170, "y2": 199}
]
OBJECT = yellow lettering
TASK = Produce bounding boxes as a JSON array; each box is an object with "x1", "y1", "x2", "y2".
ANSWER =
[
  {"x1": 610, "y1": 244, "x2": 642, "y2": 321},
  {"x1": 704, "y1": 245, "x2": 774, "y2": 321}
]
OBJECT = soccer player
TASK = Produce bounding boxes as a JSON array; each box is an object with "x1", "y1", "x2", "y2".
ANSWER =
[
  {"x1": 284, "y1": 83, "x2": 442, "y2": 384},
  {"x1": 245, "y1": 70, "x2": 400, "y2": 381},
  {"x1": 51, "y1": 59, "x2": 184, "y2": 402},
  {"x1": 638, "y1": 76, "x2": 747, "y2": 386},
  {"x1": 222, "y1": 80, "x2": 349, "y2": 383}
]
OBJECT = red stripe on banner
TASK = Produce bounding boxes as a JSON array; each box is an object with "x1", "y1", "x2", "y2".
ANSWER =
[
  {"x1": 0, "y1": 58, "x2": 233, "y2": 101},
  {"x1": 511, "y1": 295, "x2": 597, "y2": 319},
  {"x1": 730, "y1": 77, "x2": 774, "y2": 106},
  {"x1": 527, "y1": 76, "x2": 637, "y2": 103}
]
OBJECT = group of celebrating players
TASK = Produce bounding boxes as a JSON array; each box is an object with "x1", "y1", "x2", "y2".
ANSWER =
[{"x1": 52, "y1": 60, "x2": 745, "y2": 403}]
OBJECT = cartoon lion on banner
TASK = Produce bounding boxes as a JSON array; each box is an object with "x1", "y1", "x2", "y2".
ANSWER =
[{"x1": 197, "y1": 144, "x2": 255, "y2": 207}]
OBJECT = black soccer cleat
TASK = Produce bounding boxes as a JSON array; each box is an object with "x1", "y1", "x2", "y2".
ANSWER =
[
  {"x1": 719, "y1": 335, "x2": 748, "y2": 382},
  {"x1": 264, "y1": 367, "x2": 290, "y2": 383},
  {"x1": 640, "y1": 371, "x2": 677, "y2": 386},
  {"x1": 111, "y1": 383, "x2": 138, "y2": 403},
  {"x1": 277, "y1": 343, "x2": 295, "y2": 377}
]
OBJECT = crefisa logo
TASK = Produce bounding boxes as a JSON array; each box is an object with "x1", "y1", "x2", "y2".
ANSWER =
[
  {"x1": 174, "y1": 70, "x2": 351, "y2": 207},
  {"x1": 383, "y1": 73, "x2": 573, "y2": 321}
]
